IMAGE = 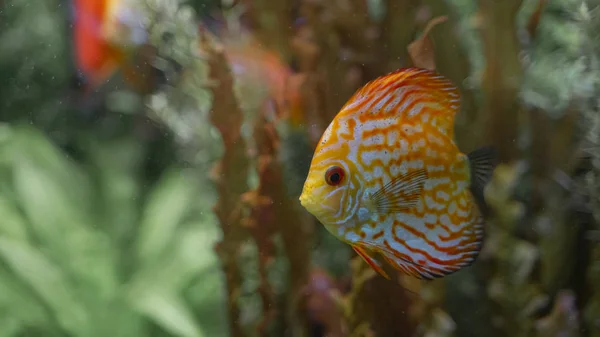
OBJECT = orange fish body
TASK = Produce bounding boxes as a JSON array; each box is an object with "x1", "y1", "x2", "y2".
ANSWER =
[
  {"x1": 223, "y1": 40, "x2": 295, "y2": 122},
  {"x1": 72, "y1": 0, "x2": 152, "y2": 92},
  {"x1": 72, "y1": 0, "x2": 125, "y2": 87},
  {"x1": 299, "y1": 67, "x2": 497, "y2": 280},
  {"x1": 286, "y1": 74, "x2": 307, "y2": 129}
]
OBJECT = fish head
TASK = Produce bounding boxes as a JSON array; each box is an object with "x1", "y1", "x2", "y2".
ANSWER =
[
  {"x1": 299, "y1": 123, "x2": 359, "y2": 227},
  {"x1": 299, "y1": 159, "x2": 355, "y2": 226}
]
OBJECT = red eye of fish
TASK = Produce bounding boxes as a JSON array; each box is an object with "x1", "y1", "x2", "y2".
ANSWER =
[{"x1": 325, "y1": 166, "x2": 345, "y2": 186}]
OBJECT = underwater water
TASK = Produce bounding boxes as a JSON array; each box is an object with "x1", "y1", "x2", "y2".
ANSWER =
[{"x1": 0, "y1": 0, "x2": 599, "y2": 336}]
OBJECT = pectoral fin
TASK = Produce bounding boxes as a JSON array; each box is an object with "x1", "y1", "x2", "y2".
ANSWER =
[{"x1": 368, "y1": 169, "x2": 428, "y2": 213}]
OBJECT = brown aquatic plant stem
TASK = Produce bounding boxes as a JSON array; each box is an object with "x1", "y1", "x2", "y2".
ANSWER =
[
  {"x1": 246, "y1": 89, "x2": 314, "y2": 336},
  {"x1": 292, "y1": 0, "x2": 377, "y2": 146},
  {"x1": 242, "y1": 112, "x2": 283, "y2": 336},
  {"x1": 479, "y1": 0, "x2": 524, "y2": 163},
  {"x1": 527, "y1": 0, "x2": 547, "y2": 40},
  {"x1": 380, "y1": 0, "x2": 420, "y2": 73},
  {"x1": 240, "y1": 0, "x2": 292, "y2": 60},
  {"x1": 419, "y1": 1, "x2": 479, "y2": 150},
  {"x1": 258, "y1": 117, "x2": 314, "y2": 337},
  {"x1": 342, "y1": 256, "x2": 416, "y2": 337},
  {"x1": 201, "y1": 28, "x2": 249, "y2": 337},
  {"x1": 242, "y1": 186, "x2": 277, "y2": 336}
]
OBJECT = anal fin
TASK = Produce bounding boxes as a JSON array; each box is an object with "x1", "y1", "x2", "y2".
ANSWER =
[
  {"x1": 352, "y1": 246, "x2": 390, "y2": 280},
  {"x1": 352, "y1": 245, "x2": 428, "y2": 296}
]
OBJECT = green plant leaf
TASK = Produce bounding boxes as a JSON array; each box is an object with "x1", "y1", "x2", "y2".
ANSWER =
[
  {"x1": 0, "y1": 267, "x2": 51, "y2": 329},
  {"x1": 88, "y1": 137, "x2": 144, "y2": 238},
  {"x1": 128, "y1": 288, "x2": 205, "y2": 337},
  {"x1": 10, "y1": 126, "x2": 91, "y2": 209},
  {"x1": 13, "y1": 158, "x2": 78, "y2": 250},
  {"x1": 0, "y1": 237, "x2": 90, "y2": 336},
  {"x1": 131, "y1": 223, "x2": 220, "y2": 291},
  {"x1": 169, "y1": 224, "x2": 221, "y2": 286},
  {"x1": 186, "y1": 258, "x2": 228, "y2": 337},
  {"x1": 12, "y1": 154, "x2": 118, "y2": 300},
  {"x1": 84, "y1": 298, "x2": 146, "y2": 337},
  {"x1": 0, "y1": 314, "x2": 24, "y2": 337},
  {"x1": 0, "y1": 194, "x2": 29, "y2": 241},
  {"x1": 136, "y1": 169, "x2": 195, "y2": 265}
]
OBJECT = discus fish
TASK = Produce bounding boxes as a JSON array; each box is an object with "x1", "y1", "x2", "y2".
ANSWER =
[{"x1": 299, "y1": 67, "x2": 497, "y2": 280}]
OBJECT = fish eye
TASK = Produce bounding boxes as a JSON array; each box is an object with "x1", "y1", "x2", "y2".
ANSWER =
[{"x1": 325, "y1": 166, "x2": 345, "y2": 186}]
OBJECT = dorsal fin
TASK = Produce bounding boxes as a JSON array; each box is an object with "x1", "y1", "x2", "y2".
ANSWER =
[{"x1": 339, "y1": 67, "x2": 461, "y2": 138}]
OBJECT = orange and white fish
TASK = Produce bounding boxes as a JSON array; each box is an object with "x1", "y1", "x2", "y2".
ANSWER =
[
  {"x1": 71, "y1": 0, "x2": 154, "y2": 93},
  {"x1": 72, "y1": 0, "x2": 123, "y2": 88},
  {"x1": 299, "y1": 67, "x2": 497, "y2": 280},
  {"x1": 222, "y1": 38, "x2": 295, "y2": 121}
]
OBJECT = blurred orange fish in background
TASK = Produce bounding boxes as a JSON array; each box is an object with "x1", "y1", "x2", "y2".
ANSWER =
[
  {"x1": 71, "y1": 0, "x2": 122, "y2": 88},
  {"x1": 220, "y1": 35, "x2": 304, "y2": 125},
  {"x1": 71, "y1": 0, "x2": 306, "y2": 127},
  {"x1": 71, "y1": 0, "x2": 153, "y2": 93},
  {"x1": 299, "y1": 67, "x2": 498, "y2": 281}
]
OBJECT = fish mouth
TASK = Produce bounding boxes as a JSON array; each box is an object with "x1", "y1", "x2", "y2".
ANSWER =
[
  {"x1": 298, "y1": 180, "x2": 312, "y2": 206},
  {"x1": 299, "y1": 187, "x2": 319, "y2": 216},
  {"x1": 299, "y1": 188, "x2": 335, "y2": 226},
  {"x1": 298, "y1": 190, "x2": 311, "y2": 211}
]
